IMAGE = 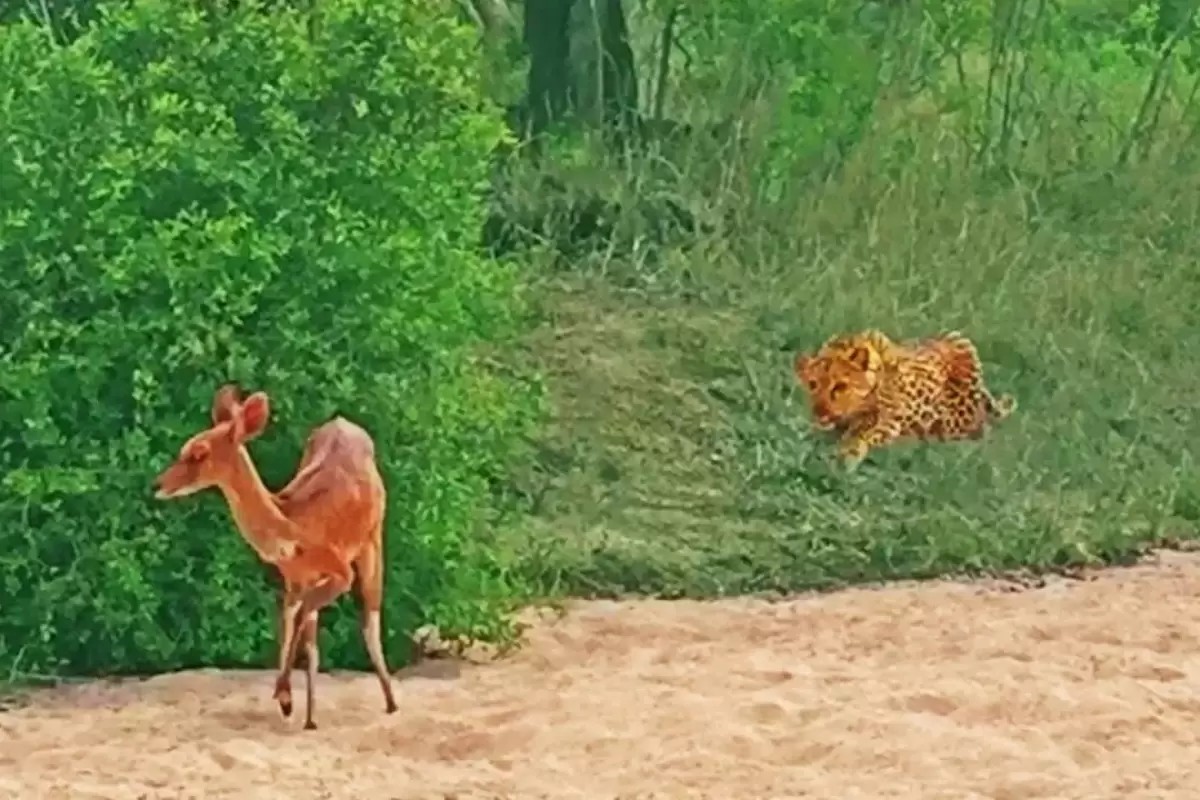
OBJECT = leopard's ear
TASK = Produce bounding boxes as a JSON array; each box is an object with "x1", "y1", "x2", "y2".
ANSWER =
[{"x1": 847, "y1": 345, "x2": 879, "y2": 372}]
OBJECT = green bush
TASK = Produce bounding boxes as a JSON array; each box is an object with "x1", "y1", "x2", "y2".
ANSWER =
[{"x1": 0, "y1": 0, "x2": 540, "y2": 678}]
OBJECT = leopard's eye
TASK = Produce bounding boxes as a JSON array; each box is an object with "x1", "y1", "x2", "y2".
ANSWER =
[{"x1": 829, "y1": 381, "x2": 847, "y2": 398}]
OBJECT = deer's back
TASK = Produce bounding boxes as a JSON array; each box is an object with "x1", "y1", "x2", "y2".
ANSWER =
[{"x1": 274, "y1": 417, "x2": 385, "y2": 552}]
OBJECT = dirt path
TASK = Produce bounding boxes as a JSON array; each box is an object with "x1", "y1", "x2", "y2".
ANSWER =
[{"x1": 5, "y1": 551, "x2": 1200, "y2": 799}]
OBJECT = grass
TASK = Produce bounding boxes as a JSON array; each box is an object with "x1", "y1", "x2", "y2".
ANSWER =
[{"x1": 493, "y1": 123, "x2": 1200, "y2": 600}]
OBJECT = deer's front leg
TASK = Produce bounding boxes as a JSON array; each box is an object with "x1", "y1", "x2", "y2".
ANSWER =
[
  {"x1": 274, "y1": 587, "x2": 304, "y2": 719},
  {"x1": 277, "y1": 566, "x2": 353, "y2": 731}
]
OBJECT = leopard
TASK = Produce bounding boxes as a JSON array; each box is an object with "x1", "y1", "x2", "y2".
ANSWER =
[{"x1": 792, "y1": 328, "x2": 1016, "y2": 469}]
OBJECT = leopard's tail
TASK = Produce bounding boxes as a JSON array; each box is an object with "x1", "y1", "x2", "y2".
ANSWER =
[{"x1": 984, "y1": 390, "x2": 1017, "y2": 421}]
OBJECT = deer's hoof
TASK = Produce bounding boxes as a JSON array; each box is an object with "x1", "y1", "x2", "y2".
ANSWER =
[{"x1": 274, "y1": 686, "x2": 293, "y2": 718}]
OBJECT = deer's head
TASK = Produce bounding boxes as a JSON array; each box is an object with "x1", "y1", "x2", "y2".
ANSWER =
[{"x1": 153, "y1": 384, "x2": 271, "y2": 500}]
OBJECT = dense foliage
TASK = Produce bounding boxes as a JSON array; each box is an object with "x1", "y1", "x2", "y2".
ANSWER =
[{"x1": 0, "y1": 0, "x2": 539, "y2": 677}]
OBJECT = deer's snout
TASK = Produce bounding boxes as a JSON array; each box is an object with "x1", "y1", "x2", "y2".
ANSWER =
[
  {"x1": 152, "y1": 462, "x2": 194, "y2": 500},
  {"x1": 151, "y1": 469, "x2": 171, "y2": 499}
]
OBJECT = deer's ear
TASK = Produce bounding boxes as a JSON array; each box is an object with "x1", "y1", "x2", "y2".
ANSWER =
[
  {"x1": 212, "y1": 384, "x2": 242, "y2": 425},
  {"x1": 239, "y1": 392, "x2": 271, "y2": 441}
]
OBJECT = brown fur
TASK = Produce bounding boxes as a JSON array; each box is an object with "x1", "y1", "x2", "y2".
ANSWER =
[
  {"x1": 793, "y1": 329, "x2": 1016, "y2": 468},
  {"x1": 152, "y1": 385, "x2": 398, "y2": 730}
]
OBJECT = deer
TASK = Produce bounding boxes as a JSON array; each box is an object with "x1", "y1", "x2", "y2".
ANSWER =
[{"x1": 152, "y1": 384, "x2": 399, "y2": 730}]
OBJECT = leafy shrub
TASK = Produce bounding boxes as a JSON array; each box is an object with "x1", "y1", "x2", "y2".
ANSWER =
[
  {"x1": 0, "y1": 0, "x2": 540, "y2": 677},
  {"x1": 673, "y1": 0, "x2": 885, "y2": 200}
]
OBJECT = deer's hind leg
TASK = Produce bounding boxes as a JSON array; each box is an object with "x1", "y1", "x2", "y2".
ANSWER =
[
  {"x1": 353, "y1": 527, "x2": 398, "y2": 714},
  {"x1": 298, "y1": 609, "x2": 319, "y2": 730}
]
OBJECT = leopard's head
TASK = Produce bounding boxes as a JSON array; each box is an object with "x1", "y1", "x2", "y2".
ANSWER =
[{"x1": 794, "y1": 339, "x2": 882, "y2": 429}]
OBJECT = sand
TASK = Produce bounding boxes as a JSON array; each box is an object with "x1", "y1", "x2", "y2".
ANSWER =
[{"x1": 5, "y1": 550, "x2": 1200, "y2": 799}]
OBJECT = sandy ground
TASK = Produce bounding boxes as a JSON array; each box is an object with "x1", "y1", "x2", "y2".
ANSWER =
[{"x1": 6, "y1": 552, "x2": 1200, "y2": 799}]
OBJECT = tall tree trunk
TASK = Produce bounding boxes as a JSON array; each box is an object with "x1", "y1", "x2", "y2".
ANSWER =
[
  {"x1": 524, "y1": 0, "x2": 575, "y2": 139},
  {"x1": 569, "y1": 0, "x2": 639, "y2": 142},
  {"x1": 523, "y1": 0, "x2": 640, "y2": 145}
]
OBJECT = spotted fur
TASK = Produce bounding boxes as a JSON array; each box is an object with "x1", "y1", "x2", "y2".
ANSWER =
[{"x1": 793, "y1": 328, "x2": 1016, "y2": 468}]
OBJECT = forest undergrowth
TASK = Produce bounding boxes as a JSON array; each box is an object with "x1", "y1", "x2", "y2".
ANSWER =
[{"x1": 490, "y1": 0, "x2": 1200, "y2": 599}]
